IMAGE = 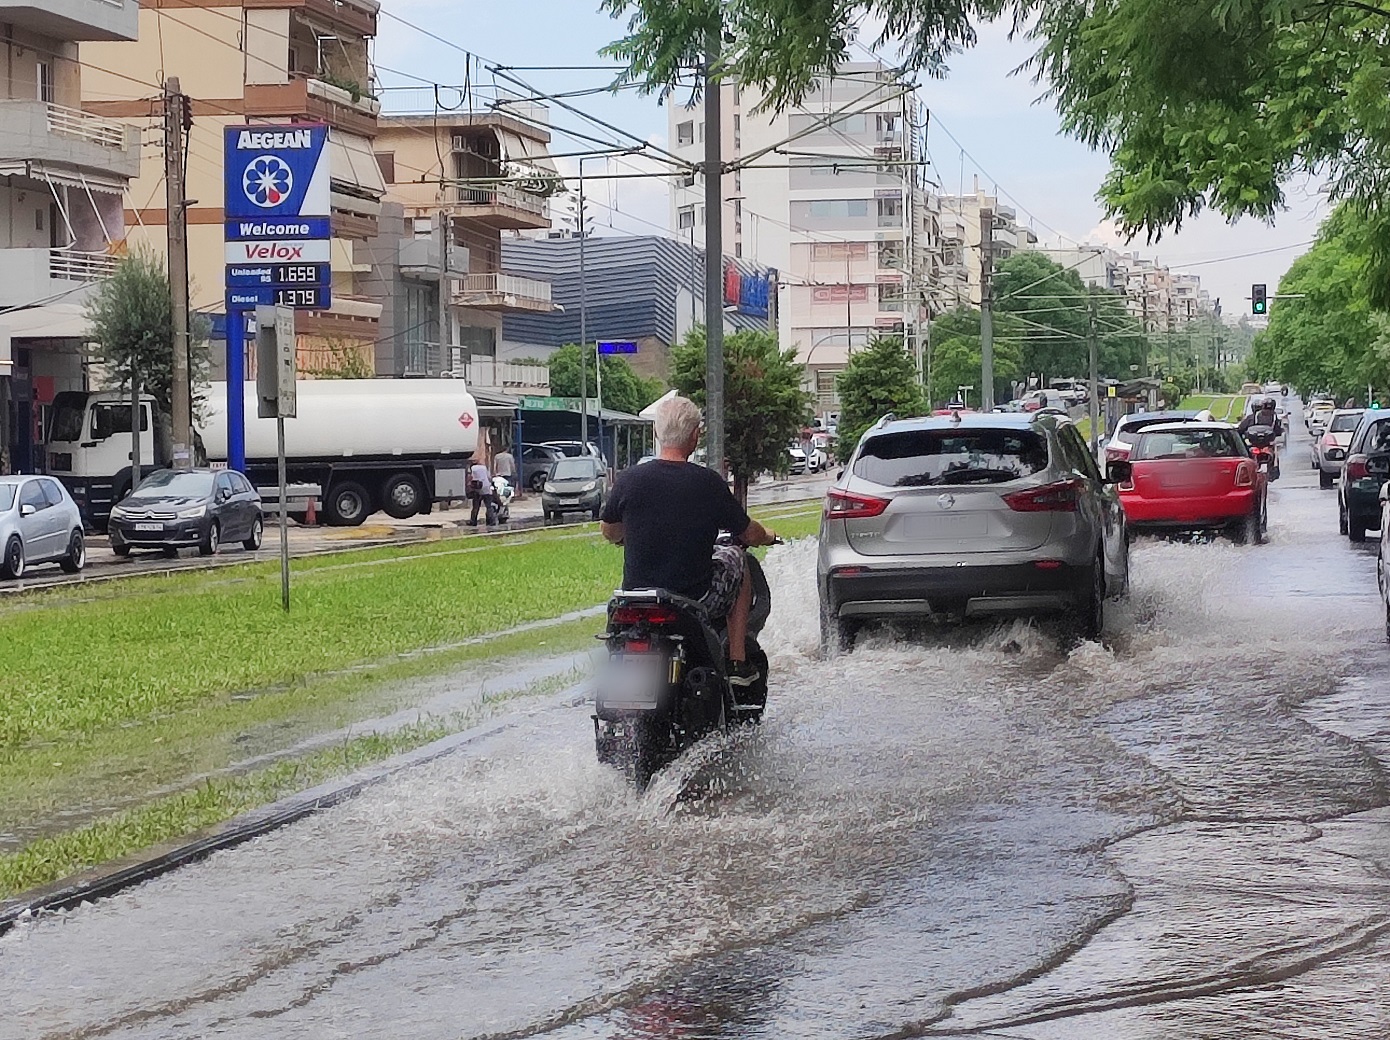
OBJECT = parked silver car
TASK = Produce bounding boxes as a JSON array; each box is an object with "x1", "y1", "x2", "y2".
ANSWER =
[
  {"x1": 541, "y1": 456, "x2": 608, "y2": 521},
  {"x1": 1313, "y1": 409, "x2": 1364, "y2": 488},
  {"x1": 0, "y1": 474, "x2": 86, "y2": 579},
  {"x1": 817, "y1": 412, "x2": 1130, "y2": 648}
]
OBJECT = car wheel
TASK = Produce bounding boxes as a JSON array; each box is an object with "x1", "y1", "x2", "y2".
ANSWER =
[
  {"x1": 530, "y1": 471, "x2": 547, "y2": 492},
  {"x1": 199, "y1": 521, "x2": 220, "y2": 557},
  {"x1": 381, "y1": 473, "x2": 426, "y2": 519},
  {"x1": 1350, "y1": 520, "x2": 1368, "y2": 543},
  {"x1": 2, "y1": 536, "x2": 24, "y2": 579},
  {"x1": 591, "y1": 506, "x2": 601, "y2": 521},
  {"x1": 1339, "y1": 500, "x2": 1349, "y2": 535},
  {"x1": 243, "y1": 515, "x2": 264, "y2": 551},
  {"x1": 59, "y1": 530, "x2": 85, "y2": 573},
  {"x1": 1320, "y1": 469, "x2": 1335, "y2": 489},
  {"x1": 1068, "y1": 561, "x2": 1105, "y2": 642},
  {"x1": 325, "y1": 481, "x2": 371, "y2": 526}
]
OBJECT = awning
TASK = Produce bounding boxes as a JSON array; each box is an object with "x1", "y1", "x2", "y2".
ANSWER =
[
  {"x1": 328, "y1": 128, "x2": 386, "y2": 201},
  {"x1": 473, "y1": 386, "x2": 522, "y2": 418},
  {"x1": 639, "y1": 388, "x2": 677, "y2": 420},
  {"x1": 0, "y1": 301, "x2": 91, "y2": 339},
  {"x1": 0, "y1": 161, "x2": 124, "y2": 193},
  {"x1": 496, "y1": 128, "x2": 560, "y2": 180}
]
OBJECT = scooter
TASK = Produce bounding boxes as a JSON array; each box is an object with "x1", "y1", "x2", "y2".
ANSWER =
[
  {"x1": 492, "y1": 475, "x2": 514, "y2": 523},
  {"x1": 593, "y1": 537, "x2": 777, "y2": 787},
  {"x1": 1244, "y1": 425, "x2": 1280, "y2": 480}
]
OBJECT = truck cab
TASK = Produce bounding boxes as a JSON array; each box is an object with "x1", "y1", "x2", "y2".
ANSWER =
[{"x1": 46, "y1": 390, "x2": 167, "y2": 526}]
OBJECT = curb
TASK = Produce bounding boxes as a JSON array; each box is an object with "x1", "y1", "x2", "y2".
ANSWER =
[{"x1": 0, "y1": 681, "x2": 592, "y2": 937}]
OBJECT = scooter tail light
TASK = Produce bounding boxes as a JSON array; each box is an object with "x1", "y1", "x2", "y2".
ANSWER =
[
  {"x1": 1347, "y1": 454, "x2": 1370, "y2": 480},
  {"x1": 612, "y1": 605, "x2": 679, "y2": 625},
  {"x1": 1234, "y1": 461, "x2": 1255, "y2": 487},
  {"x1": 1003, "y1": 478, "x2": 1084, "y2": 512},
  {"x1": 824, "y1": 489, "x2": 890, "y2": 520}
]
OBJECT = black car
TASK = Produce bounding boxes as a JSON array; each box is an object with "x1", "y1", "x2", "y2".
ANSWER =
[
  {"x1": 108, "y1": 468, "x2": 264, "y2": 558},
  {"x1": 1337, "y1": 409, "x2": 1390, "y2": 542}
]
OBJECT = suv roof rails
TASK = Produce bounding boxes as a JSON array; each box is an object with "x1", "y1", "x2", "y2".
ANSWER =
[{"x1": 873, "y1": 412, "x2": 897, "y2": 429}]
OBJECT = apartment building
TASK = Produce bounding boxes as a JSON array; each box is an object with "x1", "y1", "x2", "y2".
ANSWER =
[
  {"x1": 938, "y1": 185, "x2": 1039, "y2": 309},
  {"x1": 668, "y1": 61, "x2": 938, "y2": 410},
  {"x1": 1048, "y1": 245, "x2": 1214, "y2": 332},
  {"x1": 372, "y1": 88, "x2": 558, "y2": 379},
  {"x1": 81, "y1": 0, "x2": 386, "y2": 371},
  {"x1": 0, "y1": 0, "x2": 140, "y2": 473}
]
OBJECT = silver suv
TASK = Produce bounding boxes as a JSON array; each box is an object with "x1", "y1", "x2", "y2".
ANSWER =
[{"x1": 817, "y1": 412, "x2": 1130, "y2": 648}]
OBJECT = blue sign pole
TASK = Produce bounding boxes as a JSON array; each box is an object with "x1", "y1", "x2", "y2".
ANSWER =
[{"x1": 227, "y1": 313, "x2": 246, "y2": 471}]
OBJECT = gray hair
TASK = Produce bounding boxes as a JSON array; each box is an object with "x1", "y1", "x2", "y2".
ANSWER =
[{"x1": 654, "y1": 395, "x2": 703, "y2": 448}]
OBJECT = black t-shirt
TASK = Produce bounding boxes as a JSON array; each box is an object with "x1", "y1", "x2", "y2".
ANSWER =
[{"x1": 601, "y1": 460, "x2": 751, "y2": 598}]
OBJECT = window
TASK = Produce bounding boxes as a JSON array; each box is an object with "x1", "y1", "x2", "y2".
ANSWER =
[
  {"x1": 676, "y1": 120, "x2": 694, "y2": 146},
  {"x1": 812, "y1": 242, "x2": 870, "y2": 261},
  {"x1": 806, "y1": 199, "x2": 869, "y2": 219},
  {"x1": 1132, "y1": 428, "x2": 1244, "y2": 461},
  {"x1": 374, "y1": 152, "x2": 396, "y2": 183},
  {"x1": 1330, "y1": 412, "x2": 1363, "y2": 433},
  {"x1": 853, "y1": 429, "x2": 1051, "y2": 487},
  {"x1": 677, "y1": 206, "x2": 695, "y2": 230},
  {"x1": 231, "y1": 473, "x2": 255, "y2": 495},
  {"x1": 1058, "y1": 427, "x2": 1101, "y2": 480},
  {"x1": 19, "y1": 480, "x2": 46, "y2": 513},
  {"x1": 39, "y1": 479, "x2": 65, "y2": 508},
  {"x1": 37, "y1": 61, "x2": 52, "y2": 104},
  {"x1": 878, "y1": 243, "x2": 904, "y2": 268},
  {"x1": 735, "y1": 242, "x2": 742, "y2": 258},
  {"x1": 0, "y1": 486, "x2": 13, "y2": 511},
  {"x1": 679, "y1": 171, "x2": 696, "y2": 188},
  {"x1": 877, "y1": 197, "x2": 903, "y2": 226},
  {"x1": 91, "y1": 403, "x2": 149, "y2": 440},
  {"x1": 876, "y1": 113, "x2": 900, "y2": 137}
]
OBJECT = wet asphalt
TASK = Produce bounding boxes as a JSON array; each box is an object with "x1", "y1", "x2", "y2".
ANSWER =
[{"x1": 4, "y1": 400, "x2": 1390, "y2": 1039}]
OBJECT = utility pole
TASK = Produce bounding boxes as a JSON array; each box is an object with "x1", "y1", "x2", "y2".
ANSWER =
[
  {"x1": 164, "y1": 77, "x2": 192, "y2": 470},
  {"x1": 1087, "y1": 296, "x2": 1100, "y2": 455},
  {"x1": 978, "y1": 206, "x2": 995, "y2": 410},
  {"x1": 702, "y1": 31, "x2": 725, "y2": 475},
  {"x1": 578, "y1": 163, "x2": 588, "y2": 447},
  {"x1": 436, "y1": 210, "x2": 450, "y2": 375}
]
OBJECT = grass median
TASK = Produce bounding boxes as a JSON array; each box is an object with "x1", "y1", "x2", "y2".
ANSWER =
[
  {"x1": 1179, "y1": 394, "x2": 1247, "y2": 422},
  {"x1": 0, "y1": 503, "x2": 823, "y2": 899}
]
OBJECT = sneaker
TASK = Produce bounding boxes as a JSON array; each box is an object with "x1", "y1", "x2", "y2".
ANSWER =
[{"x1": 727, "y1": 659, "x2": 761, "y2": 688}]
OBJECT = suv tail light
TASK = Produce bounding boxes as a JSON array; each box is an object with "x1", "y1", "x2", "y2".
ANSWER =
[
  {"x1": 612, "y1": 604, "x2": 679, "y2": 625},
  {"x1": 1234, "y1": 461, "x2": 1255, "y2": 487},
  {"x1": 825, "y1": 489, "x2": 889, "y2": 520},
  {"x1": 1003, "y1": 478, "x2": 1084, "y2": 512},
  {"x1": 1347, "y1": 453, "x2": 1369, "y2": 480}
]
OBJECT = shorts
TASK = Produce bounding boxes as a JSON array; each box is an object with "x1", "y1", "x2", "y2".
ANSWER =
[{"x1": 699, "y1": 544, "x2": 745, "y2": 619}]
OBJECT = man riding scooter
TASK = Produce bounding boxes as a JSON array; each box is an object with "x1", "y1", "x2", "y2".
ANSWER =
[{"x1": 1238, "y1": 398, "x2": 1283, "y2": 479}]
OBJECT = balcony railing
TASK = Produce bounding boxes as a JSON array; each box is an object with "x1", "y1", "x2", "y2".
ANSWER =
[
  {"x1": 49, "y1": 248, "x2": 117, "y2": 281},
  {"x1": 455, "y1": 272, "x2": 553, "y2": 311},
  {"x1": 46, "y1": 102, "x2": 127, "y2": 149},
  {"x1": 456, "y1": 357, "x2": 550, "y2": 390},
  {"x1": 455, "y1": 183, "x2": 546, "y2": 218}
]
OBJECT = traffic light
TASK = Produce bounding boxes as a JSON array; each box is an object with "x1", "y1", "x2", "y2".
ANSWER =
[{"x1": 1252, "y1": 284, "x2": 1267, "y2": 315}]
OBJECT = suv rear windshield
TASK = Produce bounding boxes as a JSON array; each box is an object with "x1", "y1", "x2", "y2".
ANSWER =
[
  {"x1": 1117, "y1": 416, "x2": 1193, "y2": 445},
  {"x1": 1132, "y1": 428, "x2": 1245, "y2": 460},
  {"x1": 853, "y1": 428, "x2": 1050, "y2": 487},
  {"x1": 1330, "y1": 412, "x2": 1363, "y2": 433}
]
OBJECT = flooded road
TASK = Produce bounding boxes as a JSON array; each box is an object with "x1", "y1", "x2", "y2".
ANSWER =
[{"x1": 6, "y1": 403, "x2": 1390, "y2": 1039}]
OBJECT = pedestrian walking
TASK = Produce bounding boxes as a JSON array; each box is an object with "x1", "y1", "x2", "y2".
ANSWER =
[
  {"x1": 467, "y1": 456, "x2": 498, "y2": 527},
  {"x1": 493, "y1": 446, "x2": 516, "y2": 484}
]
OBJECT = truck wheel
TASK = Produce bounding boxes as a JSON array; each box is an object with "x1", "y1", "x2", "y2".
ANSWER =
[
  {"x1": 382, "y1": 473, "x2": 426, "y2": 519},
  {"x1": 325, "y1": 481, "x2": 372, "y2": 526}
]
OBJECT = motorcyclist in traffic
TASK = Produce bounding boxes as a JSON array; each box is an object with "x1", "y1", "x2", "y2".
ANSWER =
[
  {"x1": 599, "y1": 395, "x2": 779, "y2": 689},
  {"x1": 1238, "y1": 398, "x2": 1282, "y2": 437}
]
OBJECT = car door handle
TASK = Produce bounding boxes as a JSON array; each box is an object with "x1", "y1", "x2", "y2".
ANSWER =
[{"x1": 80, "y1": 441, "x2": 96, "y2": 448}]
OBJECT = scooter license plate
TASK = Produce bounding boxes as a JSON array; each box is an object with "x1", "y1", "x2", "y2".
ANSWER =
[{"x1": 598, "y1": 653, "x2": 666, "y2": 709}]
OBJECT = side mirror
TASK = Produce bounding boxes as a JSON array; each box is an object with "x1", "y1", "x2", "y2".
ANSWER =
[
  {"x1": 1107, "y1": 460, "x2": 1133, "y2": 484},
  {"x1": 216, "y1": 488, "x2": 231, "y2": 503},
  {"x1": 836, "y1": 469, "x2": 845, "y2": 480},
  {"x1": 19, "y1": 503, "x2": 36, "y2": 517}
]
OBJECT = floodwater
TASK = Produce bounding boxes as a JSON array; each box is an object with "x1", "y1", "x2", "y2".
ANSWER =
[{"x1": 5, "y1": 405, "x2": 1390, "y2": 1039}]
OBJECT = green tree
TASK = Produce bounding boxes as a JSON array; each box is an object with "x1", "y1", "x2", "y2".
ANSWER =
[
  {"x1": 85, "y1": 246, "x2": 211, "y2": 420},
  {"x1": 835, "y1": 335, "x2": 926, "y2": 453},
  {"x1": 536, "y1": 344, "x2": 667, "y2": 416},
  {"x1": 669, "y1": 326, "x2": 810, "y2": 503},
  {"x1": 302, "y1": 337, "x2": 375, "y2": 379},
  {"x1": 926, "y1": 307, "x2": 1023, "y2": 406}
]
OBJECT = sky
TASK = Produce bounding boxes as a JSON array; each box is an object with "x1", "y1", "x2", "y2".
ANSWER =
[{"x1": 375, "y1": 3, "x2": 1326, "y2": 314}]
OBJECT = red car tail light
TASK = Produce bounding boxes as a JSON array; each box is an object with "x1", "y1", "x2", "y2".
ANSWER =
[
  {"x1": 824, "y1": 489, "x2": 890, "y2": 520},
  {"x1": 1347, "y1": 454, "x2": 1370, "y2": 480},
  {"x1": 1234, "y1": 461, "x2": 1255, "y2": 487},
  {"x1": 1003, "y1": 478, "x2": 1084, "y2": 512},
  {"x1": 612, "y1": 605, "x2": 679, "y2": 625},
  {"x1": 1104, "y1": 445, "x2": 1131, "y2": 463}
]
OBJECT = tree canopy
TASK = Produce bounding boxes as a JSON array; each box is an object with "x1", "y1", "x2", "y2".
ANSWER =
[
  {"x1": 835, "y1": 335, "x2": 927, "y2": 452},
  {"x1": 540, "y1": 344, "x2": 667, "y2": 416},
  {"x1": 670, "y1": 326, "x2": 810, "y2": 501},
  {"x1": 85, "y1": 247, "x2": 210, "y2": 419}
]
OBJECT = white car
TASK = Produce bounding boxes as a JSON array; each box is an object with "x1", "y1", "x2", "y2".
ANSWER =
[
  {"x1": 1103, "y1": 410, "x2": 1212, "y2": 464},
  {"x1": 1307, "y1": 401, "x2": 1336, "y2": 436},
  {"x1": 0, "y1": 474, "x2": 86, "y2": 579}
]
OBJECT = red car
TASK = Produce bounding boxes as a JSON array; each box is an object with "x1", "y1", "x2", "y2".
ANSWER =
[{"x1": 1110, "y1": 422, "x2": 1268, "y2": 543}]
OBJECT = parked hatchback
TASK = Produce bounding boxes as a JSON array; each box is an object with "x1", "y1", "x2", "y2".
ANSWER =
[
  {"x1": 541, "y1": 456, "x2": 608, "y2": 521},
  {"x1": 818, "y1": 412, "x2": 1129, "y2": 648},
  {"x1": 0, "y1": 474, "x2": 86, "y2": 579},
  {"x1": 108, "y1": 468, "x2": 264, "y2": 557},
  {"x1": 1313, "y1": 409, "x2": 1363, "y2": 488},
  {"x1": 1337, "y1": 410, "x2": 1390, "y2": 542}
]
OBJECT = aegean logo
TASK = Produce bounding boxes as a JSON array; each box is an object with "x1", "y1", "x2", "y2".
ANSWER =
[{"x1": 242, "y1": 155, "x2": 294, "y2": 208}]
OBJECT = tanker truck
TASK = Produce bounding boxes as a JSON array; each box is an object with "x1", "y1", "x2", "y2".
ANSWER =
[{"x1": 45, "y1": 379, "x2": 480, "y2": 527}]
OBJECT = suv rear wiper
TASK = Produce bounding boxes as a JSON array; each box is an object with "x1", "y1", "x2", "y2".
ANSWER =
[{"x1": 922, "y1": 468, "x2": 1022, "y2": 486}]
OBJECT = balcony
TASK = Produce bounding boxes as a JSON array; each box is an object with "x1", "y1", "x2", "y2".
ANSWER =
[
  {"x1": 243, "y1": 74, "x2": 380, "y2": 138},
  {"x1": 244, "y1": 0, "x2": 377, "y2": 36},
  {"x1": 0, "y1": 247, "x2": 116, "y2": 308},
  {"x1": 454, "y1": 272, "x2": 553, "y2": 313},
  {"x1": 442, "y1": 184, "x2": 549, "y2": 230},
  {"x1": 0, "y1": 0, "x2": 136, "y2": 41},
  {"x1": 455, "y1": 357, "x2": 550, "y2": 392},
  {"x1": 0, "y1": 100, "x2": 139, "y2": 182},
  {"x1": 397, "y1": 237, "x2": 469, "y2": 281}
]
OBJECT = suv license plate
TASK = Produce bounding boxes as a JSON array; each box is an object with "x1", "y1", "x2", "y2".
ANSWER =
[{"x1": 134, "y1": 522, "x2": 164, "y2": 532}]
